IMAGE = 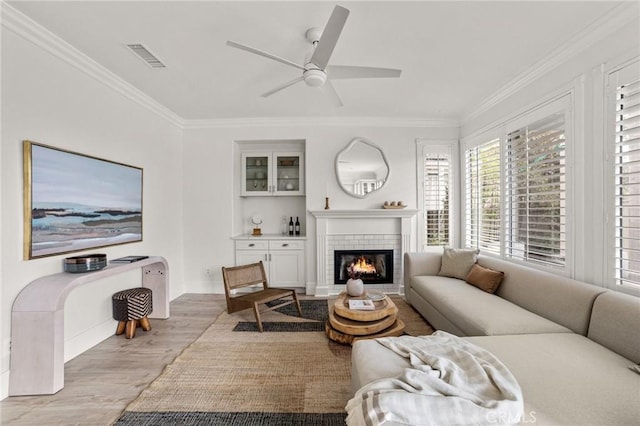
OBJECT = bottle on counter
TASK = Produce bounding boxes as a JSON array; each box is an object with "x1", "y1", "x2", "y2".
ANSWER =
[
  {"x1": 295, "y1": 217, "x2": 300, "y2": 236},
  {"x1": 281, "y1": 216, "x2": 288, "y2": 236},
  {"x1": 289, "y1": 217, "x2": 294, "y2": 236}
]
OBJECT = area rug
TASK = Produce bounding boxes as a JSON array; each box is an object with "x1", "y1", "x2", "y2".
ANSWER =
[
  {"x1": 116, "y1": 296, "x2": 433, "y2": 425},
  {"x1": 232, "y1": 299, "x2": 328, "y2": 332}
]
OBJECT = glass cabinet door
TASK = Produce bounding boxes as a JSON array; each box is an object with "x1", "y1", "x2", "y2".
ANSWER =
[
  {"x1": 242, "y1": 153, "x2": 271, "y2": 195},
  {"x1": 274, "y1": 153, "x2": 304, "y2": 196},
  {"x1": 241, "y1": 151, "x2": 304, "y2": 196}
]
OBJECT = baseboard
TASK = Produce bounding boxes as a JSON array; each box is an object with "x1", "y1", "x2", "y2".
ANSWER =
[
  {"x1": 64, "y1": 319, "x2": 116, "y2": 362},
  {"x1": 184, "y1": 280, "x2": 225, "y2": 294},
  {"x1": 0, "y1": 369, "x2": 9, "y2": 400}
]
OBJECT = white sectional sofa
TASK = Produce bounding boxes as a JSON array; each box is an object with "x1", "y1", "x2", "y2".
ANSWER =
[{"x1": 351, "y1": 251, "x2": 640, "y2": 425}]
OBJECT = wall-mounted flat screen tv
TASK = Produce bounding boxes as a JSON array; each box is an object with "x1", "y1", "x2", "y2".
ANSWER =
[{"x1": 23, "y1": 140, "x2": 143, "y2": 259}]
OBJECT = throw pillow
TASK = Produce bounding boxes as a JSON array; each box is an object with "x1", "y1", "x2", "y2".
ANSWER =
[
  {"x1": 438, "y1": 247, "x2": 479, "y2": 280},
  {"x1": 465, "y1": 263, "x2": 505, "y2": 294}
]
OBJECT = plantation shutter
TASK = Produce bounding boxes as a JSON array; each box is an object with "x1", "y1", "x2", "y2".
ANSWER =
[
  {"x1": 613, "y1": 69, "x2": 640, "y2": 287},
  {"x1": 505, "y1": 112, "x2": 566, "y2": 267},
  {"x1": 464, "y1": 138, "x2": 501, "y2": 254},
  {"x1": 424, "y1": 154, "x2": 450, "y2": 246}
]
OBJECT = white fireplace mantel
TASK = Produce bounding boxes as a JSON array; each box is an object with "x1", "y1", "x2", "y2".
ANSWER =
[
  {"x1": 310, "y1": 209, "x2": 419, "y2": 219},
  {"x1": 310, "y1": 209, "x2": 418, "y2": 296}
]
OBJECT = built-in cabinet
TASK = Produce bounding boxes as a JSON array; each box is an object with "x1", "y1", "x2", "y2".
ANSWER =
[
  {"x1": 241, "y1": 151, "x2": 304, "y2": 196},
  {"x1": 235, "y1": 141, "x2": 306, "y2": 290},
  {"x1": 234, "y1": 237, "x2": 305, "y2": 288}
]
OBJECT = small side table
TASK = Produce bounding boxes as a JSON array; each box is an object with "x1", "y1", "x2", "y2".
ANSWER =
[{"x1": 325, "y1": 291, "x2": 405, "y2": 345}]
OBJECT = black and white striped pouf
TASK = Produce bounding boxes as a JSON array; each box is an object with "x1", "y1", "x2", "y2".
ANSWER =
[{"x1": 112, "y1": 287, "x2": 153, "y2": 339}]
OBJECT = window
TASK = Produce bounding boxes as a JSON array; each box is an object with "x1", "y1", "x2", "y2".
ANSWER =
[
  {"x1": 464, "y1": 138, "x2": 501, "y2": 255},
  {"x1": 418, "y1": 141, "x2": 455, "y2": 249},
  {"x1": 463, "y1": 95, "x2": 570, "y2": 271},
  {"x1": 611, "y1": 63, "x2": 640, "y2": 288},
  {"x1": 505, "y1": 113, "x2": 567, "y2": 267},
  {"x1": 424, "y1": 154, "x2": 450, "y2": 246}
]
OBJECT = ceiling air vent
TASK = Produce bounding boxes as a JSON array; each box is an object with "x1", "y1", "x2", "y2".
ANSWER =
[{"x1": 125, "y1": 44, "x2": 166, "y2": 69}]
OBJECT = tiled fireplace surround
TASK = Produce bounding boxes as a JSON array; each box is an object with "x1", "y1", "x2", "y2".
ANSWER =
[{"x1": 310, "y1": 209, "x2": 418, "y2": 296}]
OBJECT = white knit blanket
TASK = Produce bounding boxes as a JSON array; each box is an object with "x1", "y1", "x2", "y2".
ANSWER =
[{"x1": 346, "y1": 331, "x2": 523, "y2": 425}]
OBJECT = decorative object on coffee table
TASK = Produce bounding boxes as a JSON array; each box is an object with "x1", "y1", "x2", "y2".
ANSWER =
[{"x1": 346, "y1": 270, "x2": 364, "y2": 297}]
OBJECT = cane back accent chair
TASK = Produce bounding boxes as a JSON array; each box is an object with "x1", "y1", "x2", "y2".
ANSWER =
[{"x1": 221, "y1": 261, "x2": 302, "y2": 332}]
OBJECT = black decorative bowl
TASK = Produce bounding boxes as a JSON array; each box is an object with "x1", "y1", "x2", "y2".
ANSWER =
[{"x1": 64, "y1": 253, "x2": 107, "y2": 273}]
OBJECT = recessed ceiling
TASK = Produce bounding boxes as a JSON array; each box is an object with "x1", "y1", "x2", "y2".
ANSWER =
[{"x1": 6, "y1": 1, "x2": 628, "y2": 121}]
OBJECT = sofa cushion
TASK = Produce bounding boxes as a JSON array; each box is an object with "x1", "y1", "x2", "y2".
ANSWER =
[
  {"x1": 466, "y1": 263, "x2": 504, "y2": 293},
  {"x1": 411, "y1": 275, "x2": 571, "y2": 336},
  {"x1": 438, "y1": 247, "x2": 479, "y2": 279},
  {"x1": 467, "y1": 333, "x2": 640, "y2": 426},
  {"x1": 404, "y1": 252, "x2": 443, "y2": 282},
  {"x1": 588, "y1": 291, "x2": 640, "y2": 363},
  {"x1": 353, "y1": 333, "x2": 640, "y2": 425},
  {"x1": 406, "y1": 288, "x2": 466, "y2": 335},
  {"x1": 350, "y1": 339, "x2": 411, "y2": 394},
  {"x1": 478, "y1": 255, "x2": 606, "y2": 335}
]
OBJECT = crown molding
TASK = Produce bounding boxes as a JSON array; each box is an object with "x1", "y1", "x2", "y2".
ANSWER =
[
  {"x1": 461, "y1": 1, "x2": 640, "y2": 126},
  {"x1": 2, "y1": 3, "x2": 458, "y2": 132},
  {"x1": 1, "y1": 3, "x2": 184, "y2": 128},
  {"x1": 1, "y1": 3, "x2": 460, "y2": 132},
  {"x1": 181, "y1": 116, "x2": 458, "y2": 129}
]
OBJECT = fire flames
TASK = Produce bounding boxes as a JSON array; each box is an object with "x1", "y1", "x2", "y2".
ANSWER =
[{"x1": 350, "y1": 256, "x2": 377, "y2": 275}]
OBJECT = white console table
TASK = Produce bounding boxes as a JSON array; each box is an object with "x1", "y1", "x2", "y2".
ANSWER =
[{"x1": 9, "y1": 256, "x2": 170, "y2": 396}]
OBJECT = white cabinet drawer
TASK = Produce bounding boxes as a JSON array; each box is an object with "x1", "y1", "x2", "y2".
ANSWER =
[
  {"x1": 235, "y1": 240, "x2": 269, "y2": 250},
  {"x1": 234, "y1": 237, "x2": 305, "y2": 288},
  {"x1": 268, "y1": 240, "x2": 305, "y2": 250}
]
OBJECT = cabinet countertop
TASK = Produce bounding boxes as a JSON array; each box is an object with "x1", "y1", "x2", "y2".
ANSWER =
[{"x1": 232, "y1": 234, "x2": 307, "y2": 240}]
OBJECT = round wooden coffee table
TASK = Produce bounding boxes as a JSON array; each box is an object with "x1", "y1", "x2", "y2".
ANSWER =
[{"x1": 325, "y1": 291, "x2": 405, "y2": 345}]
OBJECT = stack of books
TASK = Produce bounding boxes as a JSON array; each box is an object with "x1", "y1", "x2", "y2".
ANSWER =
[
  {"x1": 111, "y1": 256, "x2": 149, "y2": 263},
  {"x1": 348, "y1": 299, "x2": 375, "y2": 310}
]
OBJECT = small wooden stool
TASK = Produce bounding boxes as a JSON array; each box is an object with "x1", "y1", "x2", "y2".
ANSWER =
[{"x1": 112, "y1": 287, "x2": 153, "y2": 339}]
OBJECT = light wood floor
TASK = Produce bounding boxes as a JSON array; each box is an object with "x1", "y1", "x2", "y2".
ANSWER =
[{"x1": 1, "y1": 294, "x2": 228, "y2": 426}]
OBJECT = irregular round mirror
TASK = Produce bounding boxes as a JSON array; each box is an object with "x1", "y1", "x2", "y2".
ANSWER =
[{"x1": 335, "y1": 138, "x2": 390, "y2": 198}]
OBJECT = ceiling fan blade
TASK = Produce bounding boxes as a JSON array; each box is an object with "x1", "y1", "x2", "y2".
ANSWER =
[
  {"x1": 261, "y1": 76, "x2": 305, "y2": 98},
  {"x1": 327, "y1": 65, "x2": 402, "y2": 79},
  {"x1": 322, "y1": 79, "x2": 344, "y2": 107},
  {"x1": 227, "y1": 40, "x2": 306, "y2": 71},
  {"x1": 309, "y1": 5, "x2": 349, "y2": 69}
]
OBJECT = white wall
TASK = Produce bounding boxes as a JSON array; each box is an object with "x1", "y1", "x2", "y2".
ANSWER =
[
  {"x1": 181, "y1": 123, "x2": 458, "y2": 294},
  {"x1": 3, "y1": 0, "x2": 635, "y2": 402},
  {"x1": 1, "y1": 21, "x2": 184, "y2": 398},
  {"x1": 460, "y1": 12, "x2": 640, "y2": 288}
]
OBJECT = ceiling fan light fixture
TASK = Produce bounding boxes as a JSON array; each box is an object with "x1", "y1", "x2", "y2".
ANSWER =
[
  {"x1": 305, "y1": 27, "x2": 322, "y2": 45},
  {"x1": 303, "y1": 68, "x2": 327, "y2": 87},
  {"x1": 226, "y1": 5, "x2": 400, "y2": 106}
]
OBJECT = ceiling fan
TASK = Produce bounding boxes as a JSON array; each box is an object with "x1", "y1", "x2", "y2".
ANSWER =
[{"x1": 226, "y1": 5, "x2": 402, "y2": 106}]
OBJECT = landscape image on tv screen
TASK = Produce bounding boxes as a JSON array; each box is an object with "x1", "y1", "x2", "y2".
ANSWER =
[{"x1": 24, "y1": 141, "x2": 143, "y2": 259}]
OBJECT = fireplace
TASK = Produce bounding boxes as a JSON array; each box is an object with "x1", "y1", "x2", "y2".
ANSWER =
[{"x1": 334, "y1": 250, "x2": 394, "y2": 284}]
